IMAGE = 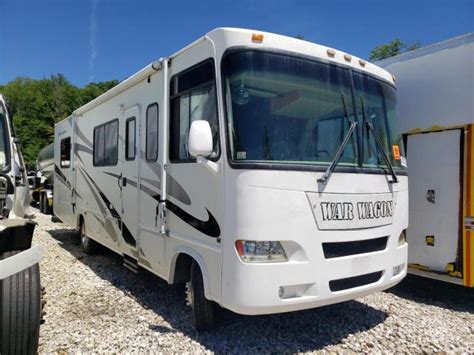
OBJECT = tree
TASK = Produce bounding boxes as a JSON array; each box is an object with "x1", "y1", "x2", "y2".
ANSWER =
[
  {"x1": 0, "y1": 75, "x2": 118, "y2": 163},
  {"x1": 369, "y1": 39, "x2": 421, "y2": 61}
]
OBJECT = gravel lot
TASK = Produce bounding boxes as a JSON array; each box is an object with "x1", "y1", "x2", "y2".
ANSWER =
[{"x1": 32, "y1": 210, "x2": 473, "y2": 353}]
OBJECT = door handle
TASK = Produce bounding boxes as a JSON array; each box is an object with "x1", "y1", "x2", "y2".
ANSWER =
[
  {"x1": 122, "y1": 177, "x2": 127, "y2": 187},
  {"x1": 426, "y1": 189, "x2": 435, "y2": 204}
]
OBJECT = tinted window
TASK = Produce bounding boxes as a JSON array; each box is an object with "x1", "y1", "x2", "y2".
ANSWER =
[
  {"x1": 126, "y1": 117, "x2": 136, "y2": 160},
  {"x1": 222, "y1": 51, "x2": 355, "y2": 165},
  {"x1": 94, "y1": 120, "x2": 118, "y2": 166},
  {"x1": 146, "y1": 104, "x2": 159, "y2": 161},
  {"x1": 60, "y1": 137, "x2": 71, "y2": 168},
  {"x1": 170, "y1": 60, "x2": 219, "y2": 162}
]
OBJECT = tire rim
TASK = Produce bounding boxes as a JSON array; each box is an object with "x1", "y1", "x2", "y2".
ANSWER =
[{"x1": 186, "y1": 282, "x2": 193, "y2": 307}]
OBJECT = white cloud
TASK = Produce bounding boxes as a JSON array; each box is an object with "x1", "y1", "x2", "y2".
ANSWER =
[{"x1": 88, "y1": 0, "x2": 98, "y2": 83}]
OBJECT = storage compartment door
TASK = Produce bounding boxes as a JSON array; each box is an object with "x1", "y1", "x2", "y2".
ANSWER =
[{"x1": 406, "y1": 129, "x2": 461, "y2": 272}]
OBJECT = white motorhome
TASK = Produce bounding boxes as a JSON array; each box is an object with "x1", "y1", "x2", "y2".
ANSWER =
[
  {"x1": 33, "y1": 143, "x2": 54, "y2": 214},
  {"x1": 54, "y1": 28, "x2": 408, "y2": 330},
  {"x1": 378, "y1": 33, "x2": 474, "y2": 287}
]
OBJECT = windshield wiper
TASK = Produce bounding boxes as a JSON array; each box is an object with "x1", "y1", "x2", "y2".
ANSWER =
[
  {"x1": 318, "y1": 94, "x2": 357, "y2": 185},
  {"x1": 360, "y1": 96, "x2": 398, "y2": 184}
]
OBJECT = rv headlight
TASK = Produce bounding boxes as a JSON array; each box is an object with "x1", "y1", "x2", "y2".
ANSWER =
[
  {"x1": 235, "y1": 240, "x2": 287, "y2": 263},
  {"x1": 398, "y1": 230, "x2": 407, "y2": 246}
]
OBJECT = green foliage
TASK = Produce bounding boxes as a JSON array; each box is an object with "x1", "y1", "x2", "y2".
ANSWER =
[
  {"x1": 0, "y1": 75, "x2": 118, "y2": 164},
  {"x1": 369, "y1": 39, "x2": 421, "y2": 61}
]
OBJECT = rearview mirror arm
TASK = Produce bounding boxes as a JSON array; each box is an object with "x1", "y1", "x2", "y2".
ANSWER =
[{"x1": 196, "y1": 156, "x2": 220, "y2": 174}]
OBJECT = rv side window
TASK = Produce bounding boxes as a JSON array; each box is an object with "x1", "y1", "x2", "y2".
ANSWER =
[
  {"x1": 93, "y1": 119, "x2": 118, "y2": 166},
  {"x1": 126, "y1": 117, "x2": 136, "y2": 160},
  {"x1": 60, "y1": 137, "x2": 71, "y2": 168},
  {"x1": 170, "y1": 59, "x2": 219, "y2": 162},
  {"x1": 146, "y1": 104, "x2": 159, "y2": 161}
]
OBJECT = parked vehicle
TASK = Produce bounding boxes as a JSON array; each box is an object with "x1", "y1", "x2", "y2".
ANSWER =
[
  {"x1": 54, "y1": 28, "x2": 408, "y2": 330},
  {"x1": 32, "y1": 143, "x2": 54, "y2": 214},
  {"x1": 378, "y1": 32, "x2": 473, "y2": 287},
  {"x1": 0, "y1": 94, "x2": 42, "y2": 353}
]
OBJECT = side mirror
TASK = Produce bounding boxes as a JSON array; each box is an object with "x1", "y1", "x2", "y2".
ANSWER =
[{"x1": 188, "y1": 120, "x2": 213, "y2": 158}]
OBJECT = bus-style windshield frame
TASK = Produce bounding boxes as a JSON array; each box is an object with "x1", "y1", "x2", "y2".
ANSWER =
[
  {"x1": 0, "y1": 102, "x2": 11, "y2": 173},
  {"x1": 220, "y1": 48, "x2": 407, "y2": 176}
]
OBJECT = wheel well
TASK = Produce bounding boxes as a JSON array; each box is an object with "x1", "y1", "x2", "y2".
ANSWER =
[
  {"x1": 172, "y1": 253, "x2": 194, "y2": 284},
  {"x1": 0, "y1": 222, "x2": 36, "y2": 254}
]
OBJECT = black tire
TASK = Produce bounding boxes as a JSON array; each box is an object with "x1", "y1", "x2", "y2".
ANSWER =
[
  {"x1": 80, "y1": 220, "x2": 99, "y2": 254},
  {"x1": 39, "y1": 194, "x2": 44, "y2": 214},
  {"x1": 188, "y1": 261, "x2": 217, "y2": 331},
  {"x1": 0, "y1": 250, "x2": 41, "y2": 354},
  {"x1": 42, "y1": 195, "x2": 49, "y2": 215},
  {"x1": 44, "y1": 197, "x2": 52, "y2": 215}
]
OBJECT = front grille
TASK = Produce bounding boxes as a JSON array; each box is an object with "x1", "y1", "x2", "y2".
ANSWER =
[
  {"x1": 329, "y1": 271, "x2": 383, "y2": 292},
  {"x1": 322, "y1": 236, "x2": 388, "y2": 259}
]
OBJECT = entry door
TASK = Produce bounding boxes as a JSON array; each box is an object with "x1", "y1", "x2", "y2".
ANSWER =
[
  {"x1": 138, "y1": 92, "x2": 166, "y2": 272},
  {"x1": 406, "y1": 129, "x2": 461, "y2": 271},
  {"x1": 120, "y1": 106, "x2": 140, "y2": 254}
]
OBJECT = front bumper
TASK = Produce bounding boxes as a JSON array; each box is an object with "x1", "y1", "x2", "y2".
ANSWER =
[
  {"x1": 222, "y1": 243, "x2": 407, "y2": 315},
  {"x1": 0, "y1": 218, "x2": 42, "y2": 280}
]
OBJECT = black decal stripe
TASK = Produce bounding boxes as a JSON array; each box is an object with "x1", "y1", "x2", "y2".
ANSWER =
[
  {"x1": 138, "y1": 185, "x2": 221, "y2": 238},
  {"x1": 122, "y1": 223, "x2": 136, "y2": 246},
  {"x1": 168, "y1": 203, "x2": 220, "y2": 238},
  {"x1": 79, "y1": 167, "x2": 136, "y2": 246},
  {"x1": 78, "y1": 169, "x2": 120, "y2": 241},
  {"x1": 81, "y1": 168, "x2": 121, "y2": 220},
  {"x1": 103, "y1": 172, "x2": 220, "y2": 238},
  {"x1": 54, "y1": 165, "x2": 71, "y2": 188},
  {"x1": 78, "y1": 168, "x2": 109, "y2": 217}
]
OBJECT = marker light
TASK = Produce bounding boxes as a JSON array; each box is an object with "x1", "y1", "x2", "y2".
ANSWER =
[
  {"x1": 393, "y1": 263, "x2": 405, "y2": 276},
  {"x1": 344, "y1": 54, "x2": 352, "y2": 62},
  {"x1": 359, "y1": 59, "x2": 367, "y2": 67},
  {"x1": 326, "y1": 49, "x2": 336, "y2": 58},
  {"x1": 235, "y1": 240, "x2": 287, "y2": 263},
  {"x1": 251, "y1": 33, "x2": 264, "y2": 43}
]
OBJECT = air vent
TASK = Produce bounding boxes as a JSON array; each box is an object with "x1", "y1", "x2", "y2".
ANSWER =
[
  {"x1": 322, "y1": 236, "x2": 388, "y2": 259},
  {"x1": 329, "y1": 271, "x2": 383, "y2": 292}
]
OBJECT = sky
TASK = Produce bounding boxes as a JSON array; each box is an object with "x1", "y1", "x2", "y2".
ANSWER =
[{"x1": 1, "y1": 0, "x2": 472, "y2": 87}]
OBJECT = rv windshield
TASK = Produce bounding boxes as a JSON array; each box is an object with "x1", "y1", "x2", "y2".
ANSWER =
[
  {"x1": 0, "y1": 104, "x2": 9, "y2": 170},
  {"x1": 222, "y1": 50, "x2": 405, "y2": 171}
]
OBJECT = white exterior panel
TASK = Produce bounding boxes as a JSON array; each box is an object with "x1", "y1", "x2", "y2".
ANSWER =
[
  {"x1": 406, "y1": 130, "x2": 461, "y2": 271},
  {"x1": 53, "y1": 28, "x2": 408, "y2": 316},
  {"x1": 378, "y1": 33, "x2": 474, "y2": 132}
]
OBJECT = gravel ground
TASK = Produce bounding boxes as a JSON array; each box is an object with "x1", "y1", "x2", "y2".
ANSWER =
[{"x1": 32, "y1": 210, "x2": 474, "y2": 353}]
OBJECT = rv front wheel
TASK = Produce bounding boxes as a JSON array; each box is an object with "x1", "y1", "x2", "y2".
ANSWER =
[
  {"x1": 80, "y1": 221, "x2": 99, "y2": 254},
  {"x1": 187, "y1": 261, "x2": 217, "y2": 331}
]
